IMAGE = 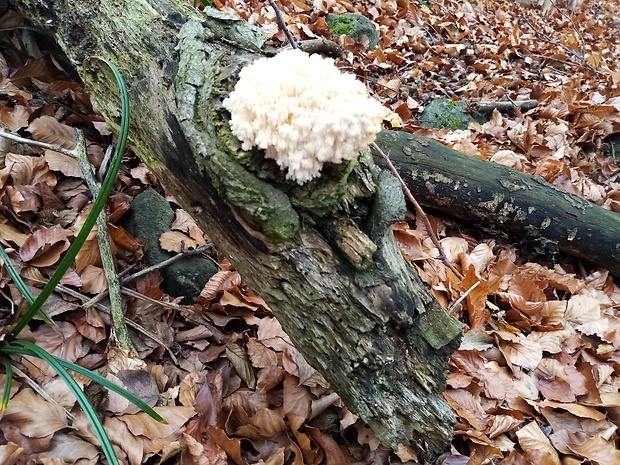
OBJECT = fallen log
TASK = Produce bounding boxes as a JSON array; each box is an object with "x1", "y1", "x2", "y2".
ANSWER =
[
  {"x1": 374, "y1": 130, "x2": 620, "y2": 275},
  {"x1": 11, "y1": 0, "x2": 464, "y2": 458}
]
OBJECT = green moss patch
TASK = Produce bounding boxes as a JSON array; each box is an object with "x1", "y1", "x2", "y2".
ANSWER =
[{"x1": 326, "y1": 13, "x2": 379, "y2": 50}]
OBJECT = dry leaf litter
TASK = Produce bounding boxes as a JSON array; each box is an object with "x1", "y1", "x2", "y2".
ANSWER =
[{"x1": 0, "y1": 0, "x2": 618, "y2": 463}]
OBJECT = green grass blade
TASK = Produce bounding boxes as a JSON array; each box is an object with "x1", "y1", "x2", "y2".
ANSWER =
[
  {"x1": 11, "y1": 60, "x2": 130, "y2": 336},
  {"x1": 0, "y1": 246, "x2": 54, "y2": 325},
  {"x1": 1, "y1": 341, "x2": 164, "y2": 423},
  {"x1": 52, "y1": 358, "x2": 165, "y2": 423},
  {"x1": 0, "y1": 357, "x2": 12, "y2": 415},
  {"x1": 6, "y1": 340, "x2": 120, "y2": 465}
]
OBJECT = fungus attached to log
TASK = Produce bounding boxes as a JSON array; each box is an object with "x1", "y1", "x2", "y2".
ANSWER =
[{"x1": 223, "y1": 49, "x2": 388, "y2": 184}]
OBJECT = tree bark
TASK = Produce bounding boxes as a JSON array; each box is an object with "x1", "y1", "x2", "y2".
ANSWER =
[
  {"x1": 373, "y1": 131, "x2": 620, "y2": 276},
  {"x1": 11, "y1": 0, "x2": 463, "y2": 457}
]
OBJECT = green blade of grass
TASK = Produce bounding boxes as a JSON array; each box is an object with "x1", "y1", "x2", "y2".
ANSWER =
[
  {"x1": 1, "y1": 341, "x2": 164, "y2": 423},
  {"x1": 11, "y1": 59, "x2": 130, "y2": 336},
  {"x1": 53, "y1": 357, "x2": 165, "y2": 423},
  {"x1": 4, "y1": 340, "x2": 120, "y2": 465},
  {"x1": 0, "y1": 246, "x2": 54, "y2": 325},
  {"x1": 0, "y1": 357, "x2": 12, "y2": 415}
]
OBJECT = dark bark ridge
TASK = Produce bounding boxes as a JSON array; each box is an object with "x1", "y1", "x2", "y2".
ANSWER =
[{"x1": 13, "y1": 0, "x2": 464, "y2": 457}]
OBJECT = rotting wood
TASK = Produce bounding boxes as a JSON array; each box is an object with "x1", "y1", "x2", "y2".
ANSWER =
[
  {"x1": 471, "y1": 99, "x2": 538, "y2": 113},
  {"x1": 12, "y1": 0, "x2": 464, "y2": 458}
]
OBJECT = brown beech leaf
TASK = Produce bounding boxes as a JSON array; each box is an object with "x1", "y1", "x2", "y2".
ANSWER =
[
  {"x1": 396, "y1": 444, "x2": 418, "y2": 462},
  {"x1": 132, "y1": 270, "x2": 164, "y2": 300},
  {"x1": 539, "y1": 400, "x2": 606, "y2": 421},
  {"x1": 6, "y1": 185, "x2": 41, "y2": 213},
  {"x1": 107, "y1": 192, "x2": 132, "y2": 224},
  {"x1": 494, "y1": 330, "x2": 543, "y2": 370},
  {"x1": 93, "y1": 415, "x2": 142, "y2": 465},
  {"x1": 109, "y1": 224, "x2": 144, "y2": 253},
  {"x1": 258, "y1": 447, "x2": 285, "y2": 465},
  {"x1": 118, "y1": 406, "x2": 195, "y2": 441},
  {"x1": 44, "y1": 149, "x2": 82, "y2": 177},
  {"x1": 19, "y1": 224, "x2": 70, "y2": 267},
  {"x1": 246, "y1": 339, "x2": 278, "y2": 368},
  {"x1": 0, "y1": 104, "x2": 30, "y2": 131},
  {"x1": 36, "y1": 433, "x2": 99, "y2": 464},
  {"x1": 74, "y1": 229, "x2": 104, "y2": 272},
  {"x1": 73, "y1": 309, "x2": 107, "y2": 344},
  {"x1": 27, "y1": 115, "x2": 76, "y2": 149},
  {"x1": 106, "y1": 370, "x2": 160, "y2": 415},
  {"x1": 241, "y1": 407, "x2": 287, "y2": 439},
  {"x1": 450, "y1": 350, "x2": 538, "y2": 401},
  {"x1": 283, "y1": 375, "x2": 311, "y2": 430},
  {"x1": 80, "y1": 264, "x2": 108, "y2": 295},
  {"x1": 30, "y1": 321, "x2": 83, "y2": 367},
  {"x1": 4, "y1": 152, "x2": 57, "y2": 187},
  {"x1": 515, "y1": 422, "x2": 561, "y2": 465},
  {"x1": 256, "y1": 366, "x2": 286, "y2": 392},
  {"x1": 181, "y1": 433, "x2": 228, "y2": 465},
  {"x1": 443, "y1": 389, "x2": 489, "y2": 431},
  {"x1": 206, "y1": 426, "x2": 247, "y2": 465},
  {"x1": 258, "y1": 317, "x2": 292, "y2": 352},
  {"x1": 225, "y1": 343, "x2": 256, "y2": 390},
  {"x1": 159, "y1": 230, "x2": 201, "y2": 253},
  {"x1": 171, "y1": 209, "x2": 207, "y2": 244},
  {"x1": 565, "y1": 294, "x2": 600, "y2": 326},
  {"x1": 3, "y1": 388, "x2": 67, "y2": 438},
  {"x1": 533, "y1": 359, "x2": 587, "y2": 403},
  {"x1": 0, "y1": 221, "x2": 28, "y2": 247},
  {"x1": 199, "y1": 270, "x2": 240, "y2": 302},
  {"x1": 304, "y1": 426, "x2": 357, "y2": 465},
  {"x1": 46, "y1": 79, "x2": 93, "y2": 114},
  {"x1": 552, "y1": 430, "x2": 620, "y2": 463},
  {"x1": 10, "y1": 56, "x2": 67, "y2": 88},
  {"x1": 34, "y1": 180, "x2": 65, "y2": 211},
  {"x1": 0, "y1": 442, "x2": 23, "y2": 465}
]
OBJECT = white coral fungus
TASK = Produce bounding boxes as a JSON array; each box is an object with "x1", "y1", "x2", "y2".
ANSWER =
[{"x1": 223, "y1": 49, "x2": 388, "y2": 184}]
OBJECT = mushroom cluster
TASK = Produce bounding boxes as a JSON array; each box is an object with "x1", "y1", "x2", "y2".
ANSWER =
[{"x1": 223, "y1": 49, "x2": 387, "y2": 184}]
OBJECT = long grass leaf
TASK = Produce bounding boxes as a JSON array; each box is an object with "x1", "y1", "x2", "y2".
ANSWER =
[
  {"x1": 1, "y1": 341, "x2": 164, "y2": 423},
  {"x1": 6, "y1": 340, "x2": 120, "y2": 465},
  {"x1": 0, "y1": 246, "x2": 54, "y2": 325},
  {"x1": 0, "y1": 357, "x2": 12, "y2": 415},
  {"x1": 53, "y1": 358, "x2": 165, "y2": 423},
  {"x1": 11, "y1": 60, "x2": 130, "y2": 335}
]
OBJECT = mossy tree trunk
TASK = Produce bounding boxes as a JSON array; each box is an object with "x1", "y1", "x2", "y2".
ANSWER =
[{"x1": 11, "y1": 0, "x2": 463, "y2": 458}]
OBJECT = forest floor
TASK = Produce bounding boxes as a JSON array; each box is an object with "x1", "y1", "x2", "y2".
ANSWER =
[{"x1": 0, "y1": 0, "x2": 619, "y2": 464}]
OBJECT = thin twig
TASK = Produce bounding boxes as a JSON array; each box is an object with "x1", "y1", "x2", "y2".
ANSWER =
[
  {"x1": 82, "y1": 243, "x2": 214, "y2": 309},
  {"x1": 74, "y1": 129, "x2": 137, "y2": 356},
  {"x1": 523, "y1": 18, "x2": 603, "y2": 77},
  {"x1": 23, "y1": 276, "x2": 178, "y2": 364},
  {"x1": 372, "y1": 142, "x2": 465, "y2": 280},
  {"x1": 448, "y1": 281, "x2": 481, "y2": 312},
  {"x1": 11, "y1": 364, "x2": 74, "y2": 420},
  {"x1": 267, "y1": 0, "x2": 298, "y2": 49},
  {"x1": 548, "y1": 0, "x2": 585, "y2": 59},
  {"x1": 120, "y1": 287, "x2": 182, "y2": 310},
  {"x1": 0, "y1": 129, "x2": 77, "y2": 158}
]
